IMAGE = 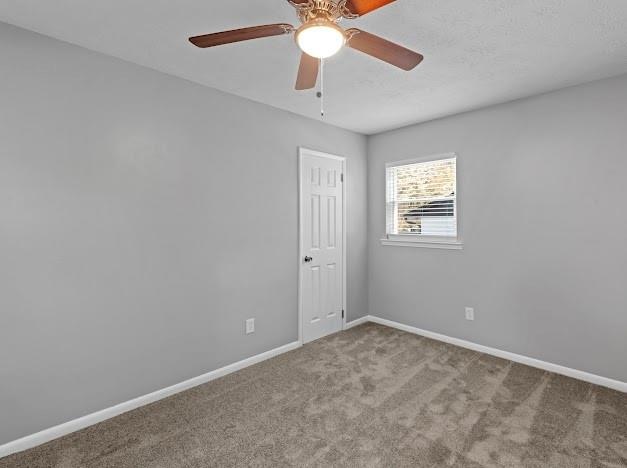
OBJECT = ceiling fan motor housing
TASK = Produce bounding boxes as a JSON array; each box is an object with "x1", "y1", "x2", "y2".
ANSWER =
[{"x1": 295, "y1": 0, "x2": 346, "y2": 23}]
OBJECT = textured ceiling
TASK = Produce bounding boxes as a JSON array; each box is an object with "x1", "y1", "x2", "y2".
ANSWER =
[{"x1": 1, "y1": 0, "x2": 626, "y2": 134}]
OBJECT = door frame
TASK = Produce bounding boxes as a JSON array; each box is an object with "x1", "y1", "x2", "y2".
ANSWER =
[{"x1": 297, "y1": 147, "x2": 347, "y2": 345}]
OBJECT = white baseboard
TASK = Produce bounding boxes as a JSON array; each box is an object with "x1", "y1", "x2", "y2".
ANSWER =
[
  {"x1": 0, "y1": 340, "x2": 301, "y2": 459},
  {"x1": 344, "y1": 316, "x2": 370, "y2": 330},
  {"x1": 368, "y1": 315, "x2": 626, "y2": 393},
  {"x1": 4, "y1": 317, "x2": 624, "y2": 458}
]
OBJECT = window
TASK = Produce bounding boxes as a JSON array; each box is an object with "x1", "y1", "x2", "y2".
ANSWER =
[{"x1": 383, "y1": 154, "x2": 461, "y2": 249}]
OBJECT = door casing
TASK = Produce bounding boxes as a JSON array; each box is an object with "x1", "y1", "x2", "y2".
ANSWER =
[{"x1": 298, "y1": 147, "x2": 347, "y2": 344}]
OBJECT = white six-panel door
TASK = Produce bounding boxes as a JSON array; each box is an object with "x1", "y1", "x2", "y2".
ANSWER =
[{"x1": 299, "y1": 149, "x2": 344, "y2": 344}]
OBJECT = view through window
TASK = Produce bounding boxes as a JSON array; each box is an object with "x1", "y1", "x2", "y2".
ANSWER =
[{"x1": 386, "y1": 156, "x2": 457, "y2": 238}]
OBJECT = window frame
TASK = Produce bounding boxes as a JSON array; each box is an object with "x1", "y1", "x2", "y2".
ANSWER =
[{"x1": 382, "y1": 152, "x2": 463, "y2": 250}]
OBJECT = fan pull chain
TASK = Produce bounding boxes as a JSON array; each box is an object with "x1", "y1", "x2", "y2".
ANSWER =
[{"x1": 319, "y1": 58, "x2": 325, "y2": 118}]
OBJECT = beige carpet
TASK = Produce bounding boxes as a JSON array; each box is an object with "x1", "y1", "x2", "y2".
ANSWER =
[{"x1": 2, "y1": 323, "x2": 626, "y2": 467}]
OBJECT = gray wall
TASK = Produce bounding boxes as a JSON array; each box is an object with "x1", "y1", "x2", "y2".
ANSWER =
[
  {"x1": 368, "y1": 74, "x2": 627, "y2": 383},
  {"x1": 0, "y1": 23, "x2": 367, "y2": 444}
]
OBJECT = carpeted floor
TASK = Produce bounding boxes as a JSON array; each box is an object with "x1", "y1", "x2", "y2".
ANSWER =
[{"x1": 2, "y1": 323, "x2": 626, "y2": 467}]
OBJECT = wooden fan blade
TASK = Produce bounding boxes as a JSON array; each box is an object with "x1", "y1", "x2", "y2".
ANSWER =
[
  {"x1": 346, "y1": 29, "x2": 423, "y2": 70},
  {"x1": 343, "y1": 0, "x2": 395, "y2": 17},
  {"x1": 295, "y1": 53, "x2": 319, "y2": 90},
  {"x1": 189, "y1": 24, "x2": 293, "y2": 48}
]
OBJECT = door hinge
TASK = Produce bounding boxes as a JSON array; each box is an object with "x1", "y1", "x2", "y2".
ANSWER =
[
  {"x1": 340, "y1": 173, "x2": 344, "y2": 183},
  {"x1": 342, "y1": 310, "x2": 345, "y2": 319}
]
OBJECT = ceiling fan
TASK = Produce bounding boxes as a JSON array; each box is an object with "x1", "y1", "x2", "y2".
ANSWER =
[{"x1": 188, "y1": 0, "x2": 423, "y2": 91}]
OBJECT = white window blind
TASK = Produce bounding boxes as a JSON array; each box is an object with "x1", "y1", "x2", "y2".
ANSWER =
[{"x1": 386, "y1": 156, "x2": 457, "y2": 239}]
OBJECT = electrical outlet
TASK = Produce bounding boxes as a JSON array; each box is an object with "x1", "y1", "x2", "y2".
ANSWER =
[
  {"x1": 245, "y1": 318, "x2": 255, "y2": 335},
  {"x1": 465, "y1": 307, "x2": 475, "y2": 321}
]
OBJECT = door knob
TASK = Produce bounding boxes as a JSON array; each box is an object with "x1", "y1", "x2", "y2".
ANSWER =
[{"x1": 304, "y1": 256, "x2": 313, "y2": 263}]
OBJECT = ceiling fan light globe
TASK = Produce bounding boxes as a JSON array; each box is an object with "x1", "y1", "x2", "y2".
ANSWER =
[{"x1": 296, "y1": 22, "x2": 345, "y2": 59}]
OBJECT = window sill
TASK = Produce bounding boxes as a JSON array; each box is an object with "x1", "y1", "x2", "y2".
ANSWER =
[{"x1": 380, "y1": 238, "x2": 463, "y2": 250}]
